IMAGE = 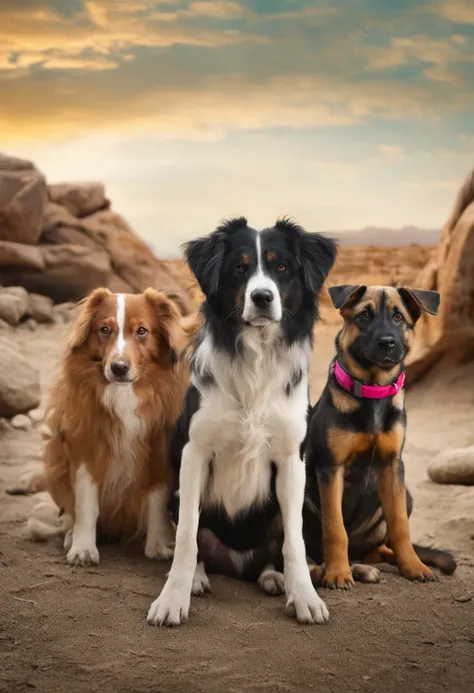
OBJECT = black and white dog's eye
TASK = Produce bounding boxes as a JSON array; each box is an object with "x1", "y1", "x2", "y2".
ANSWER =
[
  {"x1": 100, "y1": 326, "x2": 111, "y2": 336},
  {"x1": 276, "y1": 263, "x2": 287, "y2": 272},
  {"x1": 136, "y1": 326, "x2": 148, "y2": 336},
  {"x1": 234, "y1": 264, "x2": 248, "y2": 275}
]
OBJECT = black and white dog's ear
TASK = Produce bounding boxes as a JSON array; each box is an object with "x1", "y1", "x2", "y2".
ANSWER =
[
  {"x1": 328, "y1": 285, "x2": 367, "y2": 310},
  {"x1": 183, "y1": 232, "x2": 224, "y2": 297},
  {"x1": 298, "y1": 231, "x2": 338, "y2": 294},
  {"x1": 397, "y1": 288, "x2": 440, "y2": 322},
  {"x1": 275, "y1": 219, "x2": 338, "y2": 294}
]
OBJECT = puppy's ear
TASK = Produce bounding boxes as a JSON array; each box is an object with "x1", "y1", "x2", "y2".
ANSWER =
[
  {"x1": 144, "y1": 288, "x2": 183, "y2": 366},
  {"x1": 328, "y1": 285, "x2": 367, "y2": 310},
  {"x1": 183, "y1": 231, "x2": 224, "y2": 298},
  {"x1": 66, "y1": 287, "x2": 111, "y2": 353},
  {"x1": 397, "y1": 288, "x2": 440, "y2": 323},
  {"x1": 275, "y1": 219, "x2": 338, "y2": 294}
]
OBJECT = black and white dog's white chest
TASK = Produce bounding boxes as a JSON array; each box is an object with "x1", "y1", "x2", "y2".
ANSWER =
[{"x1": 190, "y1": 330, "x2": 310, "y2": 518}]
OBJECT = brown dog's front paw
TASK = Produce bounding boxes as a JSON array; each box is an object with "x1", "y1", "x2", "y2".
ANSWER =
[
  {"x1": 399, "y1": 559, "x2": 438, "y2": 583},
  {"x1": 323, "y1": 565, "x2": 355, "y2": 590}
]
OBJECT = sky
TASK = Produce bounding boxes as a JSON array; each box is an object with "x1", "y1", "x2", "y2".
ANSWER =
[{"x1": 2, "y1": 0, "x2": 474, "y2": 256}]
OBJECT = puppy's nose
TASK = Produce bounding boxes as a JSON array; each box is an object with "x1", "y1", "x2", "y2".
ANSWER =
[
  {"x1": 110, "y1": 360, "x2": 130, "y2": 377},
  {"x1": 251, "y1": 289, "x2": 274, "y2": 307},
  {"x1": 378, "y1": 336, "x2": 396, "y2": 351}
]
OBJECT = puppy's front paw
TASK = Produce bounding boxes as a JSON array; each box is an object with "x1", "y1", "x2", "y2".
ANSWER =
[
  {"x1": 67, "y1": 543, "x2": 99, "y2": 566},
  {"x1": 147, "y1": 584, "x2": 191, "y2": 627},
  {"x1": 285, "y1": 586, "x2": 329, "y2": 624},
  {"x1": 399, "y1": 559, "x2": 438, "y2": 583},
  {"x1": 323, "y1": 564, "x2": 355, "y2": 590}
]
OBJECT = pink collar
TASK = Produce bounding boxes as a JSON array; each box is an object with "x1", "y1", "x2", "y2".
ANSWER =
[{"x1": 334, "y1": 361, "x2": 405, "y2": 399}]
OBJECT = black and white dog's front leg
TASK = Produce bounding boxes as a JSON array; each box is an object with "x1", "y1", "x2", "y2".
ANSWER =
[
  {"x1": 276, "y1": 454, "x2": 329, "y2": 624},
  {"x1": 147, "y1": 442, "x2": 209, "y2": 626}
]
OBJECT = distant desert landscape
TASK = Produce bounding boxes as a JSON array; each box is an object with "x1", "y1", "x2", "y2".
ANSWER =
[{"x1": 1, "y1": 153, "x2": 473, "y2": 693}]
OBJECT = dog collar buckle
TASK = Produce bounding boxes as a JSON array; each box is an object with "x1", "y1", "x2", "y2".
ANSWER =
[{"x1": 334, "y1": 361, "x2": 405, "y2": 400}]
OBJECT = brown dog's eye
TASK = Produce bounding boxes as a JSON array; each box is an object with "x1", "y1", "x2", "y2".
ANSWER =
[
  {"x1": 234, "y1": 264, "x2": 247, "y2": 275},
  {"x1": 100, "y1": 326, "x2": 111, "y2": 336},
  {"x1": 276, "y1": 263, "x2": 287, "y2": 272},
  {"x1": 136, "y1": 326, "x2": 148, "y2": 336},
  {"x1": 393, "y1": 312, "x2": 403, "y2": 323},
  {"x1": 358, "y1": 310, "x2": 370, "y2": 320}
]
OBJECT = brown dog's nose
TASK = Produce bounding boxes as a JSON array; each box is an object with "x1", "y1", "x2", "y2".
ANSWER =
[
  {"x1": 110, "y1": 360, "x2": 130, "y2": 377},
  {"x1": 378, "y1": 336, "x2": 396, "y2": 351}
]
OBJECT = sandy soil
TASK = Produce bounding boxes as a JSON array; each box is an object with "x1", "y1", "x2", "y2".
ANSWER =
[{"x1": 1, "y1": 322, "x2": 473, "y2": 693}]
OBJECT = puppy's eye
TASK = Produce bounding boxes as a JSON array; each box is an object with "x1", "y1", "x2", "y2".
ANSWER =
[
  {"x1": 234, "y1": 264, "x2": 248, "y2": 275},
  {"x1": 393, "y1": 312, "x2": 403, "y2": 323},
  {"x1": 100, "y1": 326, "x2": 111, "y2": 336},
  {"x1": 276, "y1": 263, "x2": 287, "y2": 272},
  {"x1": 136, "y1": 326, "x2": 148, "y2": 336},
  {"x1": 358, "y1": 310, "x2": 370, "y2": 320}
]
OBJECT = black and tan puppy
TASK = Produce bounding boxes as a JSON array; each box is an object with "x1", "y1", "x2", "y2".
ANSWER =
[{"x1": 304, "y1": 285, "x2": 456, "y2": 589}]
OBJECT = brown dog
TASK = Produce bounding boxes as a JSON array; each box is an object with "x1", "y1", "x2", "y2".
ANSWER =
[{"x1": 25, "y1": 288, "x2": 193, "y2": 566}]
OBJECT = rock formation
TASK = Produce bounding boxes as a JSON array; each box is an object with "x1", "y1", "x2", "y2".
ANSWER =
[
  {"x1": 0, "y1": 153, "x2": 190, "y2": 314},
  {"x1": 406, "y1": 167, "x2": 474, "y2": 383}
]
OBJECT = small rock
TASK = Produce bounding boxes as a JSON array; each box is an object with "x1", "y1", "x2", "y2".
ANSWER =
[
  {"x1": 0, "y1": 417, "x2": 11, "y2": 433},
  {"x1": 11, "y1": 413, "x2": 33, "y2": 431},
  {"x1": 362, "y1": 676, "x2": 371, "y2": 682},
  {"x1": 27, "y1": 293, "x2": 54, "y2": 323},
  {"x1": 453, "y1": 594, "x2": 472, "y2": 603},
  {"x1": 0, "y1": 294, "x2": 21, "y2": 325},
  {"x1": 25, "y1": 318, "x2": 37, "y2": 331},
  {"x1": 0, "y1": 338, "x2": 41, "y2": 417},
  {"x1": 28, "y1": 407, "x2": 44, "y2": 424}
]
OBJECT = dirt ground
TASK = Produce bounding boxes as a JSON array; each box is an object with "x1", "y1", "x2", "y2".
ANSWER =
[{"x1": 1, "y1": 321, "x2": 473, "y2": 693}]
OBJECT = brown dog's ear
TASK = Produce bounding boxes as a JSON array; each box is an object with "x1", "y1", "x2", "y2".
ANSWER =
[
  {"x1": 328, "y1": 285, "x2": 367, "y2": 310},
  {"x1": 397, "y1": 288, "x2": 440, "y2": 323},
  {"x1": 66, "y1": 287, "x2": 111, "y2": 353},
  {"x1": 144, "y1": 288, "x2": 183, "y2": 366}
]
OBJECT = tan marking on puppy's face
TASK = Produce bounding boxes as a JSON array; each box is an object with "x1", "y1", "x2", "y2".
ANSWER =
[{"x1": 267, "y1": 250, "x2": 277, "y2": 262}]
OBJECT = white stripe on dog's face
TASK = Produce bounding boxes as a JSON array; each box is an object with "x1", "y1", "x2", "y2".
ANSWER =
[
  {"x1": 243, "y1": 231, "x2": 282, "y2": 325},
  {"x1": 116, "y1": 294, "x2": 126, "y2": 355}
]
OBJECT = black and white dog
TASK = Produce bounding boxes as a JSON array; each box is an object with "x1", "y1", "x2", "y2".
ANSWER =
[{"x1": 147, "y1": 217, "x2": 337, "y2": 626}]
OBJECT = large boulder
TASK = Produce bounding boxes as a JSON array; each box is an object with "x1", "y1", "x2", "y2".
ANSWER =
[
  {"x1": 406, "y1": 168, "x2": 474, "y2": 383},
  {"x1": 48, "y1": 182, "x2": 109, "y2": 218},
  {"x1": 0, "y1": 154, "x2": 47, "y2": 245},
  {"x1": 0, "y1": 245, "x2": 112, "y2": 303},
  {"x1": 0, "y1": 337, "x2": 41, "y2": 416}
]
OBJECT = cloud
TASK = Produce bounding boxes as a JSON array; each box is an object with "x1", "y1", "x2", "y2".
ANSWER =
[
  {"x1": 404, "y1": 179, "x2": 461, "y2": 191},
  {"x1": 436, "y1": 1, "x2": 474, "y2": 24},
  {"x1": 379, "y1": 144, "x2": 405, "y2": 160}
]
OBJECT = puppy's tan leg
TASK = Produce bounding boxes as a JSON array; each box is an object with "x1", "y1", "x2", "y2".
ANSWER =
[
  {"x1": 378, "y1": 460, "x2": 436, "y2": 582},
  {"x1": 318, "y1": 467, "x2": 354, "y2": 589},
  {"x1": 364, "y1": 544, "x2": 395, "y2": 564}
]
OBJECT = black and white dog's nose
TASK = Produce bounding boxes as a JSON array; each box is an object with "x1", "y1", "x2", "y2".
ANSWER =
[
  {"x1": 251, "y1": 289, "x2": 274, "y2": 307},
  {"x1": 378, "y1": 336, "x2": 396, "y2": 351}
]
